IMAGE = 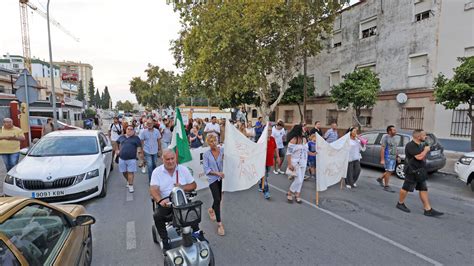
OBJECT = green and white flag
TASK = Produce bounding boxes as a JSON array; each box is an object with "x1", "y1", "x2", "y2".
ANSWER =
[{"x1": 169, "y1": 108, "x2": 192, "y2": 164}]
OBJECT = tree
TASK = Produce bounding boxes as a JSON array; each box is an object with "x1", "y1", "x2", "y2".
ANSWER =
[
  {"x1": 101, "y1": 86, "x2": 111, "y2": 109},
  {"x1": 172, "y1": 1, "x2": 346, "y2": 120},
  {"x1": 88, "y1": 78, "x2": 95, "y2": 107},
  {"x1": 434, "y1": 56, "x2": 474, "y2": 150},
  {"x1": 116, "y1": 100, "x2": 134, "y2": 112},
  {"x1": 94, "y1": 89, "x2": 101, "y2": 108},
  {"x1": 330, "y1": 69, "x2": 380, "y2": 126},
  {"x1": 281, "y1": 74, "x2": 315, "y2": 122},
  {"x1": 76, "y1": 80, "x2": 85, "y2": 102}
]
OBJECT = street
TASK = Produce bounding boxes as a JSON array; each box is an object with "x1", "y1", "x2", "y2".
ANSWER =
[{"x1": 83, "y1": 160, "x2": 473, "y2": 266}]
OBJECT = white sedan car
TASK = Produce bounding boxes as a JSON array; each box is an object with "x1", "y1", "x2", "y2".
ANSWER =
[
  {"x1": 3, "y1": 130, "x2": 113, "y2": 203},
  {"x1": 454, "y1": 152, "x2": 474, "y2": 192}
]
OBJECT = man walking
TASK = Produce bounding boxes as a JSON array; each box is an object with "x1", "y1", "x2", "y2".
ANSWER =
[
  {"x1": 116, "y1": 126, "x2": 144, "y2": 193},
  {"x1": 139, "y1": 118, "x2": 162, "y2": 182},
  {"x1": 377, "y1": 125, "x2": 399, "y2": 192},
  {"x1": 254, "y1": 117, "x2": 264, "y2": 142},
  {"x1": 324, "y1": 122, "x2": 339, "y2": 143},
  {"x1": 271, "y1": 120, "x2": 286, "y2": 174},
  {"x1": 0, "y1": 118, "x2": 25, "y2": 172},
  {"x1": 396, "y1": 129, "x2": 443, "y2": 217},
  {"x1": 108, "y1": 116, "x2": 123, "y2": 162}
]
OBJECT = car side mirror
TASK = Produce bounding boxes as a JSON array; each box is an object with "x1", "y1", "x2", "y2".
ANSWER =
[
  {"x1": 103, "y1": 146, "x2": 113, "y2": 153},
  {"x1": 20, "y1": 148, "x2": 29, "y2": 156},
  {"x1": 74, "y1": 214, "x2": 96, "y2": 226}
]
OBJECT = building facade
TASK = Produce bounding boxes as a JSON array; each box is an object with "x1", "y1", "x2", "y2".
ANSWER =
[
  {"x1": 54, "y1": 61, "x2": 93, "y2": 101},
  {"x1": 276, "y1": 0, "x2": 473, "y2": 149}
]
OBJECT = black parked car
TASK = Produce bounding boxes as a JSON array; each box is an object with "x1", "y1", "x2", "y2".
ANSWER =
[{"x1": 359, "y1": 130, "x2": 447, "y2": 179}]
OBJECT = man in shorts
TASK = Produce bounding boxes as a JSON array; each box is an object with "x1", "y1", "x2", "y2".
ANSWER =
[
  {"x1": 117, "y1": 126, "x2": 144, "y2": 193},
  {"x1": 271, "y1": 120, "x2": 286, "y2": 174},
  {"x1": 377, "y1": 125, "x2": 398, "y2": 192},
  {"x1": 108, "y1": 117, "x2": 123, "y2": 163},
  {"x1": 396, "y1": 129, "x2": 443, "y2": 217}
]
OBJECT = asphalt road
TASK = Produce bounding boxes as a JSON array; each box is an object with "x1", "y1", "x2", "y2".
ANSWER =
[{"x1": 83, "y1": 160, "x2": 473, "y2": 266}]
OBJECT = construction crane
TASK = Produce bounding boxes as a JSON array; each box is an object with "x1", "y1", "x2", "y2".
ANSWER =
[{"x1": 19, "y1": 0, "x2": 79, "y2": 71}]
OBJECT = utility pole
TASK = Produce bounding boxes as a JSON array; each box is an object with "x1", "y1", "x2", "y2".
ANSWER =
[
  {"x1": 47, "y1": 0, "x2": 58, "y2": 125},
  {"x1": 303, "y1": 52, "x2": 307, "y2": 125}
]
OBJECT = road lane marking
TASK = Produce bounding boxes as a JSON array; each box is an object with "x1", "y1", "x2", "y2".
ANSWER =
[
  {"x1": 126, "y1": 221, "x2": 136, "y2": 250},
  {"x1": 269, "y1": 184, "x2": 443, "y2": 266},
  {"x1": 126, "y1": 191, "x2": 134, "y2": 202}
]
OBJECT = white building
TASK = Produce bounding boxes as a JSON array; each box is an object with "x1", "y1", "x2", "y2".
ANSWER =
[{"x1": 276, "y1": 0, "x2": 473, "y2": 150}]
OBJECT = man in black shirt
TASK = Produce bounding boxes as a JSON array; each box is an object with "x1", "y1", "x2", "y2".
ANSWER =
[
  {"x1": 396, "y1": 129, "x2": 443, "y2": 217},
  {"x1": 309, "y1": 121, "x2": 323, "y2": 137}
]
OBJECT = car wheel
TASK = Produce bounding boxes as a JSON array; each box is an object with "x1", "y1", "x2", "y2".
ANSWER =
[
  {"x1": 395, "y1": 163, "x2": 406, "y2": 180},
  {"x1": 164, "y1": 256, "x2": 173, "y2": 266},
  {"x1": 98, "y1": 171, "x2": 107, "y2": 198},
  {"x1": 84, "y1": 229, "x2": 93, "y2": 266},
  {"x1": 209, "y1": 247, "x2": 215, "y2": 266}
]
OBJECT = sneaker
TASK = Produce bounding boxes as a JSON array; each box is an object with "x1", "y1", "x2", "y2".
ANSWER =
[
  {"x1": 345, "y1": 185, "x2": 352, "y2": 189},
  {"x1": 258, "y1": 187, "x2": 263, "y2": 192},
  {"x1": 278, "y1": 169, "x2": 285, "y2": 174},
  {"x1": 353, "y1": 183, "x2": 358, "y2": 188},
  {"x1": 396, "y1": 202, "x2": 411, "y2": 213},
  {"x1": 193, "y1": 231, "x2": 208, "y2": 242},
  {"x1": 424, "y1": 208, "x2": 444, "y2": 217},
  {"x1": 304, "y1": 175, "x2": 310, "y2": 180},
  {"x1": 273, "y1": 170, "x2": 279, "y2": 175},
  {"x1": 376, "y1": 178, "x2": 384, "y2": 187},
  {"x1": 264, "y1": 191, "x2": 271, "y2": 199},
  {"x1": 128, "y1": 185, "x2": 134, "y2": 193},
  {"x1": 383, "y1": 186, "x2": 395, "y2": 193}
]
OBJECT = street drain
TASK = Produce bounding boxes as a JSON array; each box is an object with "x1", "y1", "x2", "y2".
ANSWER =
[{"x1": 320, "y1": 198, "x2": 362, "y2": 213}]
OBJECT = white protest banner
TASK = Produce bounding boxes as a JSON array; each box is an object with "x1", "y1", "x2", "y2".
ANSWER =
[
  {"x1": 222, "y1": 121, "x2": 268, "y2": 192},
  {"x1": 316, "y1": 133, "x2": 351, "y2": 191},
  {"x1": 181, "y1": 146, "x2": 210, "y2": 191}
]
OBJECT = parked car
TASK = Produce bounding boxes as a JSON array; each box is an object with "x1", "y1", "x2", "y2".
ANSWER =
[
  {"x1": 0, "y1": 197, "x2": 95, "y2": 265},
  {"x1": 3, "y1": 130, "x2": 113, "y2": 203},
  {"x1": 29, "y1": 116, "x2": 82, "y2": 139},
  {"x1": 454, "y1": 152, "x2": 474, "y2": 191},
  {"x1": 359, "y1": 130, "x2": 447, "y2": 179}
]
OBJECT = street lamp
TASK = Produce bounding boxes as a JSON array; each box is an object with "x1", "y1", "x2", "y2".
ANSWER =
[{"x1": 47, "y1": 0, "x2": 58, "y2": 125}]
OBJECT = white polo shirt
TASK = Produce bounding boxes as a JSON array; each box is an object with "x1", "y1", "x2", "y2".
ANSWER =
[
  {"x1": 204, "y1": 122, "x2": 220, "y2": 138},
  {"x1": 150, "y1": 164, "x2": 195, "y2": 198}
]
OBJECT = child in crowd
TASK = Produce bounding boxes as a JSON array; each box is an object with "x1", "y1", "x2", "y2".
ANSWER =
[{"x1": 306, "y1": 133, "x2": 317, "y2": 179}]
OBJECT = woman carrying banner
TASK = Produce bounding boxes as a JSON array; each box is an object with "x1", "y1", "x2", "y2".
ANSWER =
[
  {"x1": 345, "y1": 127, "x2": 366, "y2": 189},
  {"x1": 203, "y1": 134, "x2": 225, "y2": 236},
  {"x1": 286, "y1": 124, "x2": 309, "y2": 203}
]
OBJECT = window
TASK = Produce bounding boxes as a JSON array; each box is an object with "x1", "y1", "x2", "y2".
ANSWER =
[
  {"x1": 401, "y1": 107, "x2": 424, "y2": 130},
  {"x1": 99, "y1": 134, "x2": 108, "y2": 151},
  {"x1": 332, "y1": 30, "x2": 342, "y2": 48},
  {"x1": 251, "y1": 109, "x2": 258, "y2": 118},
  {"x1": 305, "y1": 110, "x2": 313, "y2": 125},
  {"x1": 360, "y1": 17, "x2": 377, "y2": 39},
  {"x1": 360, "y1": 133, "x2": 378, "y2": 145},
  {"x1": 414, "y1": 0, "x2": 432, "y2": 21},
  {"x1": 330, "y1": 71, "x2": 341, "y2": 87},
  {"x1": 0, "y1": 85, "x2": 5, "y2": 93},
  {"x1": 415, "y1": 11, "x2": 430, "y2": 21},
  {"x1": 326, "y1": 109, "x2": 338, "y2": 125},
  {"x1": 465, "y1": 46, "x2": 474, "y2": 57},
  {"x1": 358, "y1": 109, "x2": 373, "y2": 127},
  {"x1": 12, "y1": 64, "x2": 19, "y2": 69},
  {"x1": 0, "y1": 239, "x2": 20, "y2": 265},
  {"x1": 451, "y1": 109, "x2": 472, "y2": 137},
  {"x1": 284, "y1": 110, "x2": 294, "y2": 123},
  {"x1": 357, "y1": 63, "x2": 376, "y2": 73},
  {"x1": 409, "y1": 54, "x2": 428, "y2": 76},
  {"x1": 0, "y1": 204, "x2": 69, "y2": 265}
]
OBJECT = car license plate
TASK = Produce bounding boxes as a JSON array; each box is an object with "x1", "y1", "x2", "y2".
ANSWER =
[
  {"x1": 31, "y1": 190, "x2": 66, "y2": 198},
  {"x1": 430, "y1": 150, "x2": 440, "y2": 156}
]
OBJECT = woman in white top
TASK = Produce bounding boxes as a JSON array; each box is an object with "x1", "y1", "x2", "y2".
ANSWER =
[
  {"x1": 345, "y1": 127, "x2": 366, "y2": 189},
  {"x1": 286, "y1": 124, "x2": 308, "y2": 204},
  {"x1": 245, "y1": 121, "x2": 256, "y2": 141}
]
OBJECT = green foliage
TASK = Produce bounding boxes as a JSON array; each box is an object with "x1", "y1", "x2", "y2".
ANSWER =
[
  {"x1": 101, "y1": 86, "x2": 111, "y2": 109},
  {"x1": 76, "y1": 80, "x2": 85, "y2": 102},
  {"x1": 116, "y1": 100, "x2": 134, "y2": 112},
  {"x1": 172, "y1": 1, "x2": 346, "y2": 117},
  {"x1": 87, "y1": 78, "x2": 95, "y2": 106},
  {"x1": 434, "y1": 56, "x2": 474, "y2": 149},
  {"x1": 330, "y1": 68, "x2": 380, "y2": 119},
  {"x1": 280, "y1": 74, "x2": 315, "y2": 121},
  {"x1": 434, "y1": 57, "x2": 474, "y2": 110},
  {"x1": 94, "y1": 89, "x2": 101, "y2": 108},
  {"x1": 129, "y1": 64, "x2": 179, "y2": 109},
  {"x1": 84, "y1": 108, "x2": 96, "y2": 118}
]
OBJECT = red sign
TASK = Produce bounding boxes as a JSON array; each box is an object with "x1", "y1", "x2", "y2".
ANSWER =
[{"x1": 61, "y1": 73, "x2": 79, "y2": 81}]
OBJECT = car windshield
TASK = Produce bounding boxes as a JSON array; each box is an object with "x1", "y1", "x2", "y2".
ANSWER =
[
  {"x1": 425, "y1": 134, "x2": 437, "y2": 146},
  {"x1": 29, "y1": 136, "x2": 98, "y2": 156}
]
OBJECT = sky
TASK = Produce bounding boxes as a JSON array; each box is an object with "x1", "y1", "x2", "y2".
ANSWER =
[{"x1": 1, "y1": 0, "x2": 181, "y2": 104}]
